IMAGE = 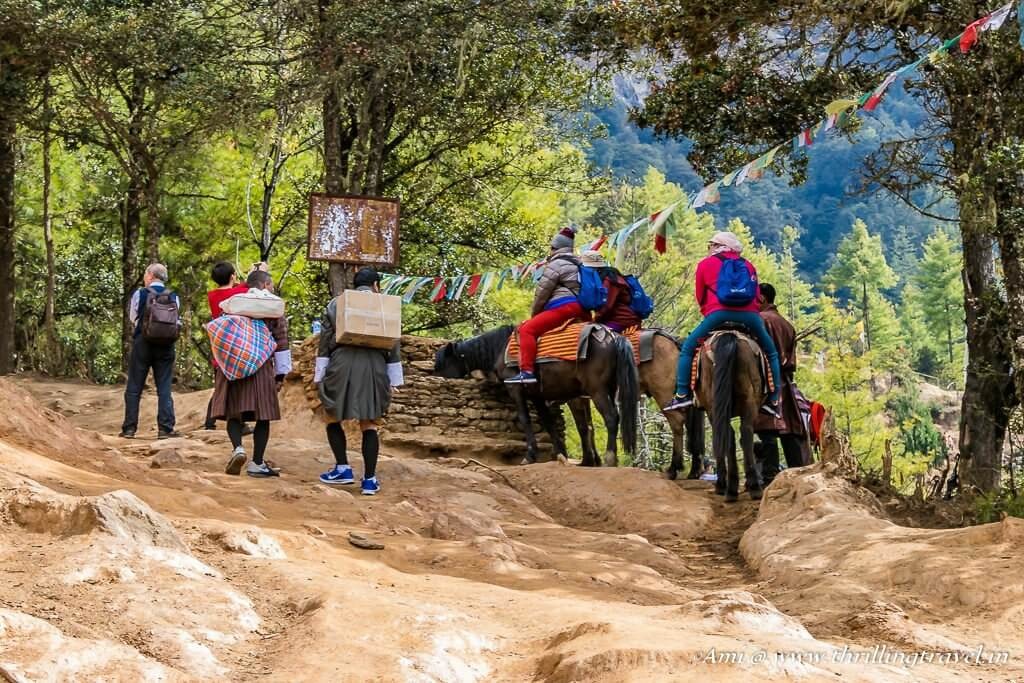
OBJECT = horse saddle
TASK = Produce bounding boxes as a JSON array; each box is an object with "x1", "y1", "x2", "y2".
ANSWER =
[
  {"x1": 692, "y1": 328, "x2": 774, "y2": 395},
  {"x1": 505, "y1": 322, "x2": 647, "y2": 366}
]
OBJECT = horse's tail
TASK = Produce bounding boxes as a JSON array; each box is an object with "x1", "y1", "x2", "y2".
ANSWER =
[
  {"x1": 712, "y1": 333, "x2": 738, "y2": 460},
  {"x1": 614, "y1": 335, "x2": 640, "y2": 457}
]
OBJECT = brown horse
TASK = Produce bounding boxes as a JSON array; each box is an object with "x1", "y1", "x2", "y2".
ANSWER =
[
  {"x1": 694, "y1": 329, "x2": 764, "y2": 502},
  {"x1": 434, "y1": 325, "x2": 639, "y2": 466},
  {"x1": 641, "y1": 333, "x2": 706, "y2": 480},
  {"x1": 568, "y1": 331, "x2": 706, "y2": 478}
]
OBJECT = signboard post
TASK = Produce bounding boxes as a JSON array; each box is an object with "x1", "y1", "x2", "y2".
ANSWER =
[{"x1": 307, "y1": 193, "x2": 400, "y2": 267}]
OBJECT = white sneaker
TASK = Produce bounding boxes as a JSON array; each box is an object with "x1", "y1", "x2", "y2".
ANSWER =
[
  {"x1": 225, "y1": 446, "x2": 246, "y2": 475},
  {"x1": 246, "y1": 461, "x2": 279, "y2": 478}
]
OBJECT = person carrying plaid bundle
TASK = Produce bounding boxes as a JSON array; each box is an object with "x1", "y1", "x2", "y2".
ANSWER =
[{"x1": 212, "y1": 270, "x2": 291, "y2": 478}]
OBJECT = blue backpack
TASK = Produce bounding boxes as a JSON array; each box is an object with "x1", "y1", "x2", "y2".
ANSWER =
[
  {"x1": 623, "y1": 274, "x2": 654, "y2": 319},
  {"x1": 576, "y1": 264, "x2": 609, "y2": 312},
  {"x1": 714, "y1": 254, "x2": 758, "y2": 307}
]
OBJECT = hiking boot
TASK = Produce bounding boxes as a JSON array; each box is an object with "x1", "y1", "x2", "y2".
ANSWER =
[
  {"x1": 504, "y1": 371, "x2": 538, "y2": 384},
  {"x1": 760, "y1": 402, "x2": 781, "y2": 419},
  {"x1": 319, "y1": 465, "x2": 355, "y2": 485},
  {"x1": 157, "y1": 429, "x2": 182, "y2": 440},
  {"x1": 247, "y1": 461, "x2": 280, "y2": 478},
  {"x1": 225, "y1": 446, "x2": 246, "y2": 475},
  {"x1": 119, "y1": 429, "x2": 136, "y2": 439},
  {"x1": 361, "y1": 477, "x2": 380, "y2": 496},
  {"x1": 663, "y1": 395, "x2": 693, "y2": 412}
]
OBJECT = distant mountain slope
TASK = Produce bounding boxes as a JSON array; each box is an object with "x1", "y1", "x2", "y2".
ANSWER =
[{"x1": 586, "y1": 79, "x2": 954, "y2": 281}]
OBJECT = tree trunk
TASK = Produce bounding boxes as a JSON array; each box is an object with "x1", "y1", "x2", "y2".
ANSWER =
[
  {"x1": 144, "y1": 177, "x2": 160, "y2": 262},
  {"x1": 957, "y1": 195, "x2": 1013, "y2": 493},
  {"x1": 41, "y1": 75, "x2": 58, "y2": 367},
  {"x1": 121, "y1": 181, "x2": 143, "y2": 368},
  {"x1": 322, "y1": 79, "x2": 355, "y2": 296},
  {"x1": 944, "y1": 301, "x2": 953, "y2": 365},
  {"x1": 0, "y1": 107, "x2": 15, "y2": 375},
  {"x1": 861, "y1": 280, "x2": 870, "y2": 352}
]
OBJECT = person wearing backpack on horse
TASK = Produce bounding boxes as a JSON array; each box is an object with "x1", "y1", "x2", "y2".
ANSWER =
[
  {"x1": 120, "y1": 263, "x2": 181, "y2": 439},
  {"x1": 664, "y1": 232, "x2": 782, "y2": 417},
  {"x1": 584, "y1": 251, "x2": 645, "y2": 332},
  {"x1": 506, "y1": 226, "x2": 589, "y2": 384}
]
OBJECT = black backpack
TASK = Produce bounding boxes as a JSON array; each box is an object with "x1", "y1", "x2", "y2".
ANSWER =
[{"x1": 140, "y1": 287, "x2": 180, "y2": 344}]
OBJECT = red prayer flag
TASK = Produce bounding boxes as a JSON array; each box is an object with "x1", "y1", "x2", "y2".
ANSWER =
[
  {"x1": 467, "y1": 274, "x2": 482, "y2": 296},
  {"x1": 430, "y1": 277, "x2": 447, "y2": 303},
  {"x1": 960, "y1": 19, "x2": 984, "y2": 52}
]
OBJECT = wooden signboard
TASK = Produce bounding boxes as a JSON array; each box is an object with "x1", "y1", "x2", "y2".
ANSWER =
[{"x1": 307, "y1": 193, "x2": 400, "y2": 267}]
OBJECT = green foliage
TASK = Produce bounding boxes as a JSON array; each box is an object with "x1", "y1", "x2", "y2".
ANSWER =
[
  {"x1": 823, "y1": 219, "x2": 900, "y2": 354},
  {"x1": 797, "y1": 293, "x2": 892, "y2": 468},
  {"x1": 974, "y1": 492, "x2": 1024, "y2": 524},
  {"x1": 915, "y1": 229, "x2": 964, "y2": 370},
  {"x1": 889, "y1": 385, "x2": 942, "y2": 461}
]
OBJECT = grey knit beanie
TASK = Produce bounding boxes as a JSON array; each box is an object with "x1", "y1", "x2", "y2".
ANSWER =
[{"x1": 551, "y1": 226, "x2": 577, "y2": 250}]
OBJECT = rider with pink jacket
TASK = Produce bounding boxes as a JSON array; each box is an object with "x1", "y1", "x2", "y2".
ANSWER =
[{"x1": 664, "y1": 231, "x2": 781, "y2": 416}]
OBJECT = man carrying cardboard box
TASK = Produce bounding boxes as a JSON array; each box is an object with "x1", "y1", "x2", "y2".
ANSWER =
[{"x1": 313, "y1": 267, "x2": 404, "y2": 496}]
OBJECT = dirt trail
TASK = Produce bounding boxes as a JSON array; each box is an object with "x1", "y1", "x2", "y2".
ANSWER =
[{"x1": 0, "y1": 375, "x2": 1022, "y2": 681}]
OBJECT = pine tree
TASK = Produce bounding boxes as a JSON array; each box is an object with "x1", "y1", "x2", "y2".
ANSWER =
[
  {"x1": 799, "y1": 293, "x2": 891, "y2": 467},
  {"x1": 915, "y1": 229, "x2": 964, "y2": 366},
  {"x1": 823, "y1": 219, "x2": 897, "y2": 352}
]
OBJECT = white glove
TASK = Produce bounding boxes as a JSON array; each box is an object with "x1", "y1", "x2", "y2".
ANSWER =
[
  {"x1": 386, "y1": 362, "x2": 405, "y2": 387},
  {"x1": 274, "y1": 350, "x2": 293, "y2": 375},
  {"x1": 314, "y1": 357, "x2": 329, "y2": 384}
]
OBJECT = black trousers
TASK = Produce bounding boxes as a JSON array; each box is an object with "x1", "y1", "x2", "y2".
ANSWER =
[
  {"x1": 755, "y1": 431, "x2": 808, "y2": 484},
  {"x1": 122, "y1": 337, "x2": 176, "y2": 433}
]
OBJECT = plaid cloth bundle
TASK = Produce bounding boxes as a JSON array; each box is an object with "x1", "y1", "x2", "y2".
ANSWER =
[{"x1": 206, "y1": 315, "x2": 277, "y2": 381}]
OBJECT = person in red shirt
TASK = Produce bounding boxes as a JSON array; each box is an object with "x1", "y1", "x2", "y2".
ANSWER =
[
  {"x1": 664, "y1": 231, "x2": 781, "y2": 416},
  {"x1": 203, "y1": 261, "x2": 250, "y2": 429},
  {"x1": 583, "y1": 251, "x2": 642, "y2": 333}
]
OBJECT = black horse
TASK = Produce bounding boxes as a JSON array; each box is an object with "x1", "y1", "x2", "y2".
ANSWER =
[{"x1": 434, "y1": 325, "x2": 639, "y2": 466}]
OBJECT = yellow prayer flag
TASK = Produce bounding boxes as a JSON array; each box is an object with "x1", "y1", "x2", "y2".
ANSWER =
[{"x1": 824, "y1": 99, "x2": 859, "y2": 116}]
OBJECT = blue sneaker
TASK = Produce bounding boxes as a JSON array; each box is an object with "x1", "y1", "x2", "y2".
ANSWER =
[
  {"x1": 504, "y1": 371, "x2": 538, "y2": 384},
  {"x1": 663, "y1": 395, "x2": 694, "y2": 412},
  {"x1": 361, "y1": 477, "x2": 380, "y2": 496},
  {"x1": 319, "y1": 465, "x2": 355, "y2": 485}
]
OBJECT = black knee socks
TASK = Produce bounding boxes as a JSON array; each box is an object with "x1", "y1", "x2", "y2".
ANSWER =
[
  {"x1": 362, "y1": 429, "x2": 379, "y2": 479},
  {"x1": 326, "y1": 422, "x2": 348, "y2": 466},
  {"x1": 252, "y1": 420, "x2": 270, "y2": 465},
  {"x1": 326, "y1": 424, "x2": 378, "y2": 478},
  {"x1": 227, "y1": 418, "x2": 244, "y2": 449},
  {"x1": 228, "y1": 418, "x2": 270, "y2": 464}
]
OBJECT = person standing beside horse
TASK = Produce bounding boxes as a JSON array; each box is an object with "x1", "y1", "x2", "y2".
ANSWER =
[
  {"x1": 753, "y1": 283, "x2": 810, "y2": 483},
  {"x1": 315, "y1": 267, "x2": 404, "y2": 496},
  {"x1": 664, "y1": 231, "x2": 782, "y2": 416},
  {"x1": 217, "y1": 270, "x2": 290, "y2": 478},
  {"x1": 505, "y1": 226, "x2": 586, "y2": 384}
]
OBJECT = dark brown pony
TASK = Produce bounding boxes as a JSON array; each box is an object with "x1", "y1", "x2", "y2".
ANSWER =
[
  {"x1": 693, "y1": 329, "x2": 764, "y2": 502},
  {"x1": 434, "y1": 325, "x2": 639, "y2": 466}
]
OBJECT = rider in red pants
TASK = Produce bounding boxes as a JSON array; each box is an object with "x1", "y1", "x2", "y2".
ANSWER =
[{"x1": 507, "y1": 226, "x2": 585, "y2": 383}]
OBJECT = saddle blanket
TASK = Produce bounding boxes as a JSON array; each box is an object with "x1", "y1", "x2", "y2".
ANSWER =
[
  {"x1": 505, "y1": 322, "x2": 644, "y2": 367},
  {"x1": 692, "y1": 329, "x2": 774, "y2": 395}
]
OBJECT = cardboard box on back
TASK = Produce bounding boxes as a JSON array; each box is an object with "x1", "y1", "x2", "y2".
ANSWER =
[{"x1": 335, "y1": 289, "x2": 402, "y2": 349}]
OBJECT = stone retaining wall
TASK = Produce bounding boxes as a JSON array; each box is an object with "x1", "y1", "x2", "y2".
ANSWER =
[{"x1": 292, "y1": 334, "x2": 564, "y2": 461}]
